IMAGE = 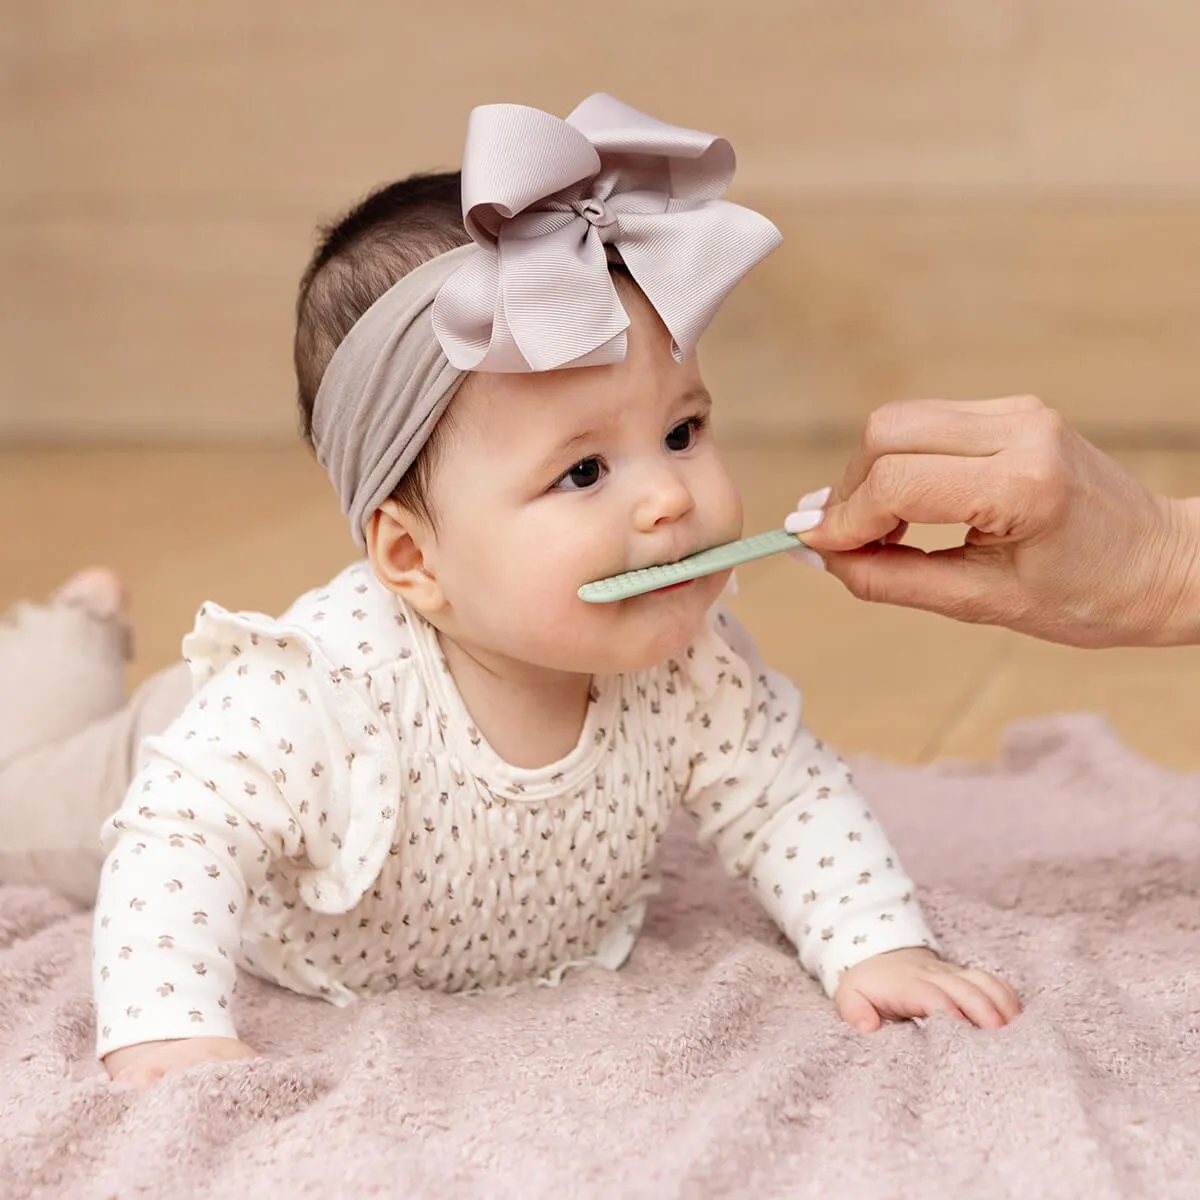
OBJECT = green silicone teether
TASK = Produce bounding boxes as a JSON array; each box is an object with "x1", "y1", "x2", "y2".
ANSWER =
[{"x1": 578, "y1": 529, "x2": 802, "y2": 603}]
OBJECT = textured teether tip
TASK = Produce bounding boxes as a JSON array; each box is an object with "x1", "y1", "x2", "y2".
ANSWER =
[{"x1": 578, "y1": 529, "x2": 802, "y2": 603}]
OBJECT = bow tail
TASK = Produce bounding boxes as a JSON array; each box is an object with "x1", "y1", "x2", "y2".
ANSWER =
[
  {"x1": 431, "y1": 252, "x2": 507, "y2": 371},
  {"x1": 615, "y1": 203, "x2": 782, "y2": 362},
  {"x1": 493, "y1": 220, "x2": 631, "y2": 372}
]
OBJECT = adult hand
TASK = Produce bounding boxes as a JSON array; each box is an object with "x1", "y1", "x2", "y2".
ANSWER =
[{"x1": 786, "y1": 396, "x2": 1200, "y2": 648}]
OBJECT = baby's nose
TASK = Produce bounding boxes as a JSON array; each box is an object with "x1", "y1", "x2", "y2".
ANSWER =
[{"x1": 634, "y1": 466, "x2": 695, "y2": 531}]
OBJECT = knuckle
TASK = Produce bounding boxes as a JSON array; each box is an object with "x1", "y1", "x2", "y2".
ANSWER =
[
  {"x1": 1014, "y1": 448, "x2": 1071, "y2": 520},
  {"x1": 865, "y1": 454, "x2": 911, "y2": 504},
  {"x1": 1008, "y1": 393, "x2": 1045, "y2": 412},
  {"x1": 861, "y1": 403, "x2": 904, "y2": 456},
  {"x1": 1031, "y1": 403, "x2": 1069, "y2": 446},
  {"x1": 1005, "y1": 408, "x2": 1072, "y2": 501},
  {"x1": 839, "y1": 558, "x2": 885, "y2": 606},
  {"x1": 827, "y1": 554, "x2": 865, "y2": 596}
]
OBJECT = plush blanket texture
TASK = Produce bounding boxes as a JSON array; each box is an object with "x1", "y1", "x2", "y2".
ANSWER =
[{"x1": 1, "y1": 714, "x2": 1197, "y2": 1199}]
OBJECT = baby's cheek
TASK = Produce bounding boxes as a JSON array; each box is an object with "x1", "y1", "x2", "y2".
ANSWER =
[
  {"x1": 507, "y1": 559, "x2": 583, "y2": 633},
  {"x1": 698, "y1": 458, "x2": 744, "y2": 542},
  {"x1": 714, "y1": 487, "x2": 744, "y2": 543},
  {"x1": 511, "y1": 528, "x2": 591, "y2": 594}
]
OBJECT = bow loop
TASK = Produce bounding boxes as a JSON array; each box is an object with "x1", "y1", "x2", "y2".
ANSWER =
[{"x1": 432, "y1": 93, "x2": 781, "y2": 373}]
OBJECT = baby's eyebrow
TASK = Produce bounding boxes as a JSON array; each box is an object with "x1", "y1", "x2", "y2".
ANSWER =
[
  {"x1": 680, "y1": 385, "x2": 713, "y2": 411},
  {"x1": 536, "y1": 427, "x2": 604, "y2": 478},
  {"x1": 535, "y1": 385, "x2": 713, "y2": 477}
]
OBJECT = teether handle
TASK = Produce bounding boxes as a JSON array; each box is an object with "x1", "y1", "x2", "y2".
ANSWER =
[{"x1": 578, "y1": 529, "x2": 802, "y2": 603}]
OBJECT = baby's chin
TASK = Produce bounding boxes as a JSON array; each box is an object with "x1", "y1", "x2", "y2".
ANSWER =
[
  {"x1": 573, "y1": 573, "x2": 728, "y2": 673},
  {"x1": 453, "y1": 570, "x2": 730, "y2": 677}
]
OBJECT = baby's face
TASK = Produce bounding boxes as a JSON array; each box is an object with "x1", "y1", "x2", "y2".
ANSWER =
[{"x1": 418, "y1": 283, "x2": 743, "y2": 675}]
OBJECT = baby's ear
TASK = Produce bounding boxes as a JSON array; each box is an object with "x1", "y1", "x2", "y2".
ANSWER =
[{"x1": 366, "y1": 500, "x2": 445, "y2": 615}]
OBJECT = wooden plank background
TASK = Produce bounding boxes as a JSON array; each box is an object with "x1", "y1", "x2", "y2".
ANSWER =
[{"x1": 3, "y1": 0, "x2": 1199, "y2": 444}]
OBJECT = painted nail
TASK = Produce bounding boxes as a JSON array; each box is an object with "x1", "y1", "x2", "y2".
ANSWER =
[
  {"x1": 787, "y1": 547, "x2": 826, "y2": 572},
  {"x1": 723, "y1": 570, "x2": 740, "y2": 596},
  {"x1": 785, "y1": 508, "x2": 824, "y2": 535},
  {"x1": 796, "y1": 486, "x2": 832, "y2": 512}
]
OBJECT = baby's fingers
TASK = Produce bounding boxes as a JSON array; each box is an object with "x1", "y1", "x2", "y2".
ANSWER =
[
  {"x1": 933, "y1": 974, "x2": 1010, "y2": 1030},
  {"x1": 836, "y1": 986, "x2": 883, "y2": 1034},
  {"x1": 899, "y1": 979, "x2": 969, "y2": 1024},
  {"x1": 960, "y1": 969, "x2": 1022, "y2": 1023},
  {"x1": 840, "y1": 979, "x2": 966, "y2": 1031}
]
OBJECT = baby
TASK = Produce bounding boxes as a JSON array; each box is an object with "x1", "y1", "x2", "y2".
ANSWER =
[{"x1": 4, "y1": 95, "x2": 1019, "y2": 1087}]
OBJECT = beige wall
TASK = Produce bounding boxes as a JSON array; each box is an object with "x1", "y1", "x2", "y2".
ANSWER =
[{"x1": 3, "y1": 1, "x2": 1200, "y2": 444}]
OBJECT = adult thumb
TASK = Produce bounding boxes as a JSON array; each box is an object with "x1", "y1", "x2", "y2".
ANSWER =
[{"x1": 794, "y1": 495, "x2": 907, "y2": 553}]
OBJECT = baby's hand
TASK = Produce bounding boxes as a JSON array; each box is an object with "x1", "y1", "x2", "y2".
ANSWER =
[
  {"x1": 834, "y1": 947, "x2": 1020, "y2": 1033},
  {"x1": 103, "y1": 1037, "x2": 258, "y2": 1087}
]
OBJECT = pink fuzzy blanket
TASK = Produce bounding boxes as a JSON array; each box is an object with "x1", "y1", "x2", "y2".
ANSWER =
[{"x1": 1, "y1": 715, "x2": 1197, "y2": 1199}]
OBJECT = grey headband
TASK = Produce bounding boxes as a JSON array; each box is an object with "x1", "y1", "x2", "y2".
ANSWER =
[
  {"x1": 311, "y1": 93, "x2": 782, "y2": 546},
  {"x1": 312, "y1": 246, "x2": 472, "y2": 547}
]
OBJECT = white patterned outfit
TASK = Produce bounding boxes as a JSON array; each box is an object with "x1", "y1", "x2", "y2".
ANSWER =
[{"x1": 93, "y1": 562, "x2": 936, "y2": 1056}]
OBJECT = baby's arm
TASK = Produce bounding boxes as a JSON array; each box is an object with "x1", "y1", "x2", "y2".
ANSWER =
[
  {"x1": 94, "y1": 747, "x2": 277, "y2": 1080},
  {"x1": 93, "y1": 644, "x2": 332, "y2": 1082},
  {"x1": 682, "y1": 611, "x2": 1019, "y2": 1027}
]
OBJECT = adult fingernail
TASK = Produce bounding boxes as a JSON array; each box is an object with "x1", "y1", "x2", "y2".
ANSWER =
[
  {"x1": 796, "y1": 486, "x2": 832, "y2": 511},
  {"x1": 785, "y1": 508, "x2": 824, "y2": 535},
  {"x1": 787, "y1": 547, "x2": 826, "y2": 572}
]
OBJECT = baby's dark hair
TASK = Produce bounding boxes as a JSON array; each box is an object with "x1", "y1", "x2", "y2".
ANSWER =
[{"x1": 293, "y1": 172, "x2": 470, "y2": 528}]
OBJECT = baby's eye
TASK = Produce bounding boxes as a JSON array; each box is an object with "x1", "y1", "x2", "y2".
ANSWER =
[
  {"x1": 665, "y1": 416, "x2": 704, "y2": 453},
  {"x1": 554, "y1": 456, "x2": 607, "y2": 491}
]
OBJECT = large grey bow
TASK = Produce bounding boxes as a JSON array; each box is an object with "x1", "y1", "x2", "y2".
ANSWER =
[{"x1": 431, "y1": 93, "x2": 782, "y2": 372}]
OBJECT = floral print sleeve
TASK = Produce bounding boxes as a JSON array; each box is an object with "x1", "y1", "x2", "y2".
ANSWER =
[
  {"x1": 92, "y1": 603, "x2": 398, "y2": 1059},
  {"x1": 680, "y1": 608, "x2": 937, "y2": 996}
]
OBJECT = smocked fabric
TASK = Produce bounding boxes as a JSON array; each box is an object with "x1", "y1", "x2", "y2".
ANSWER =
[{"x1": 93, "y1": 563, "x2": 935, "y2": 1057}]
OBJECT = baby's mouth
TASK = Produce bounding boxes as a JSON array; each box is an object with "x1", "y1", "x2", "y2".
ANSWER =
[
  {"x1": 639, "y1": 542, "x2": 712, "y2": 574},
  {"x1": 578, "y1": 531, "x2": 746, "y2": 604},
  {"x1": 578, "y1": 539, "x2": 739, "y2": 604},
  {"x1": 625, "y1": 544, "x2": 725, "y2": 595}
]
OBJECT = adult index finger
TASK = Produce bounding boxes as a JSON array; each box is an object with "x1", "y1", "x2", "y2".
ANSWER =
[{"x1": 833, "y1": 397, "x2": 1045, "y2": 505}]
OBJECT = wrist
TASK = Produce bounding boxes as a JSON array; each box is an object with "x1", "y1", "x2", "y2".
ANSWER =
[{"x1": 1145, "y1": 497, "x2": 1200, "y2": 646}]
